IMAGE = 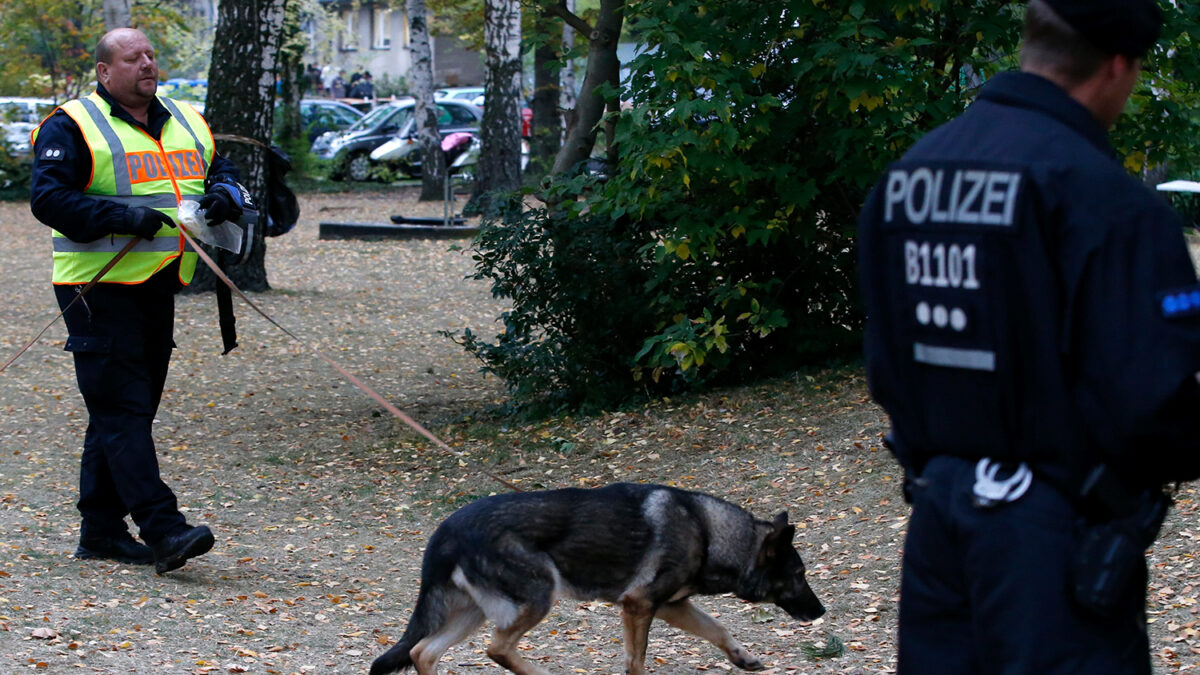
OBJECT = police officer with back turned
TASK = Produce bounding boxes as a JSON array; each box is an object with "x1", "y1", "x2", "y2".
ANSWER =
[
  {"x1": 30, "y1": 28, "x2": 246, "y2": 574},
  {"x1": 858, "y1": 1, "x2": 1200, "y2": 672}
]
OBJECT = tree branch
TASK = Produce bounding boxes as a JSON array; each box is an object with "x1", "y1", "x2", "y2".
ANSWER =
[{"x1": 541, "y1": 0, "x2": 593, "y2": 37}]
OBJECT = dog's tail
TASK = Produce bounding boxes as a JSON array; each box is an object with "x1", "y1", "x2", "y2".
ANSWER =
[{"x1": 369, "y1": 585, "x2": 442, "y2": 675}]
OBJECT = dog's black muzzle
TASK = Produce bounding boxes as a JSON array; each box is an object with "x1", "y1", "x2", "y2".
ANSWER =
[{"x1": 778, "y1": 587, "x2": 826, "y2": 623}]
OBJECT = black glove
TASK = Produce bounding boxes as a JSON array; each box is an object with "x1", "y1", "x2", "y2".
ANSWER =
[
  {"x1": 199, "y1": 186, "x2": 244, "y2": 226},
  {"x1": 120, "y1": 207, "x2": 175, "y2": 239}
]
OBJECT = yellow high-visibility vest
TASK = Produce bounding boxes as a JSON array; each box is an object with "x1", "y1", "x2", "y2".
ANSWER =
[{"x1": 34, "y1": 92, "x2": 215, "y2": 285}]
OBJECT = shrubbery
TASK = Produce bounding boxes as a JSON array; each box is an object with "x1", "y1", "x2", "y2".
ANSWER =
[
  {"x1": 449, "y1": 185, "x2": 658, "y2": 413},
  {"x1": 455, "y1": 0, "x2": 1200, "y2": 413},
  {"x1": 0, "y1": 142, "x2": 32, "y2": 200}
]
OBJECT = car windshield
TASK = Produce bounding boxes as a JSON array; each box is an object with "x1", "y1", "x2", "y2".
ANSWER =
[{"x1": 346, "y1": 104, "x2": 410, "y2": 133}]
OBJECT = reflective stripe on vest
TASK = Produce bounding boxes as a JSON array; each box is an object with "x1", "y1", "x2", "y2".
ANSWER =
[{"x1": 40, "y1": 92, "x2": 214, "y2": 285}]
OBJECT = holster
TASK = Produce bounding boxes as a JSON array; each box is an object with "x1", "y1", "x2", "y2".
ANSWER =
[{"x1": 1070, "y1": 465, "x2": 1170, "y2": 616}]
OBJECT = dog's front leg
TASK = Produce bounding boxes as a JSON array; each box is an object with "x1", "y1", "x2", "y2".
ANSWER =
[
  {"x1": 656, "y1": 599, "x2": 764, "y2": 671},
  {"x1": 619, "y1": 593, "x2": 656, "y2": 675}
]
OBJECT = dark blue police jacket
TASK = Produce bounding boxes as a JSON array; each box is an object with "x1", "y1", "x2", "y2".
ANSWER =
[{"x1": 858, "y1": 71, "x2": 1200, "y2": 490}]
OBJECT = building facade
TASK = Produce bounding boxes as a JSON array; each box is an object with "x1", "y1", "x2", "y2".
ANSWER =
[{"x1": 315, "y1": 1, "x2": 484, "y2": 93}]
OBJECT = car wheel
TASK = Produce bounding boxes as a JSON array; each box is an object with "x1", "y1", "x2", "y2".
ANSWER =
[{"x1": 347, "y1": 152, "x2": 372, "y2": 182}]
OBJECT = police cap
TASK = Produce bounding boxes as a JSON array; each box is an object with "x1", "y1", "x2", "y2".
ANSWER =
[{"x1": 1042, "y1": 0, "x2": 1162, "y2": 58}]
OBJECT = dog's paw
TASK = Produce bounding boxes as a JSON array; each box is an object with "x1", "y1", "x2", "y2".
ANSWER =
[{"x1": 731, "y1": 650, "x2": 765, "y2": 672}]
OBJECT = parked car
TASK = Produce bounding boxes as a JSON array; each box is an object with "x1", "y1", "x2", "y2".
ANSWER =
[
  {"x1": 0, "y1": 97, "x2": 55, "y2": 157},
  {"x1": 159, "y1": 78, "x2": 207, "y2": 103},
  {"x1": 275, "y1": 99, "x2": 364, "y2": 144},
  {"x1": 435, "y1": 86, "x2": 485, "y2": 102},
  {"x1": 372, "y1": 130, "x2": 531, "y2": 177},
  {"x1": 467, "y1": 93, "x2": 534, "y2": 138},
  {"x1": 311, "y1": 98, "x2": 481, "y2": 181}
]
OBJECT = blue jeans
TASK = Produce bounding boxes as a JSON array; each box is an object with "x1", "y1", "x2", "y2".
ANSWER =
[
  {"x1": 56, "y1": 270, "x2": 188, "y2": 546},
  {"x1": 898, "y1": 455, "x2": 1150, "y2": 675}
]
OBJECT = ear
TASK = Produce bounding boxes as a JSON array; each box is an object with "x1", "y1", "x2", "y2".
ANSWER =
[
  {"x1": 757, "y1": 513, "x2": 795, "y2": 565},
  {"x1": 772, "y1": 511, "x2": 789, "y2": 530},
  {"x1": 1111, "y1": 54, "x2": 1140, "y2": 80},
  {"x1": 771, "y1": 512, "x2": 796, "y2": 542}
]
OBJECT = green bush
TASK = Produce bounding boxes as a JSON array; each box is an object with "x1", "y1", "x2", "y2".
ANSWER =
[
  {"x1": 449, "y1": 184, "x2": 660, "y2": 413},
  {"x1": 374, "y1": 73, "x2": 410, "y2": 100},
  {"x1": 458, "y1": 0, "x2": 1200, "y2": 413},
  {"x1": 0, "y1": 142, "x2": 32, "y2": 200}
]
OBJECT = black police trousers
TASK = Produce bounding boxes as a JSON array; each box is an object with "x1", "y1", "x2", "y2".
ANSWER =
[
  {"x1": 898, "y1": 456, "x2": 1150, "y2": 675},
  {"x1": 55, "y1": 268, "x2": 188, "y2": 546}
]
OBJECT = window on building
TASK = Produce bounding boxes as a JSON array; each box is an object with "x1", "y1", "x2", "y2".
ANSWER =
[
  {"x1": 373, "y1": 8, "x2": 391, "y2": 49},
  {"x1": 342, "y1": 11, "x2": 359, "y2": 51}
]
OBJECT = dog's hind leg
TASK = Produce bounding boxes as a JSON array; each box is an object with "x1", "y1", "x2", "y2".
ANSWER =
[
  {"x1": 407, "y1": 600, "x2": 485, "y2": 675},
  {"x1": 485, "y1": 604, "x2": 553, "y2": 675},
  {"x1": 655, "y1": 599, "x2": 765, "y2": 671}
]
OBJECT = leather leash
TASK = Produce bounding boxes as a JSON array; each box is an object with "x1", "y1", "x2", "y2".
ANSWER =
[
  {"x1": 174, "y1": 224, "x2": 524, "y2": 493},
  {"x1": 1, "y1": 225, "x2": 522, "y2": 493},
  {"x1": 0, "y1": 236, "x2": 140, "y2": 373}
]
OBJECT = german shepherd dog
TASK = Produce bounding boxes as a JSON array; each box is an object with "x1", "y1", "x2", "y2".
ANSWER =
[{"x1": 370, "y1": 483, "x2": 825, "y2": 675}]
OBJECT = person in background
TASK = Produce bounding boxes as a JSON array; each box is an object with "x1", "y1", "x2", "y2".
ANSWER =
[
  {"x1": 321, "y1": 64, "x2": 337, "y2": 97},
  {"x1": 306, "y1": 63, "x2": 323, "y2": 96},
  {"x1": 331, "y1": 69, "x2": 346, "y2": 99},
  {"x1": 355, "y1": 71, "x2": 375, "y2": 100},
  {"x1": 29, "y1": 27, "x2": 247, "y2": 575},
  {"x1": 857, "y1": 1, "x2": 1200, "y2": 672}
]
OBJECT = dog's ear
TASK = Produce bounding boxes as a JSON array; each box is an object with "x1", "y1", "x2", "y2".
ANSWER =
[
  {"x1": 770, "y1": 512, "x2": 795, "y2": 543},
  {"x1": 758, "y1": 513, "x2": 797, "y2": 565}
]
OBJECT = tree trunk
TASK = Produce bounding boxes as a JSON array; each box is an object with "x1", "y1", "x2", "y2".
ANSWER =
[
  {"x1": 547, "y1": 0, "x2": 623, "y2": 177},
  {"x1": 408, "y1": 0, "x2": 445, "y2": 202},
  {"x1": 560, "y1": 0, "x2": 578, "y2": 140},
  {"x1": 527, "y1": 9, "x2": 562, "y2": 184},
  {"x1": 103, "y1": 0, "x2": 131, "y2": 30},
  {"x1": 190, "y1": 0, "x2": 288, "y2": 294},
  {"x1": 466, "y1": 0, "x2": 523, "y2": 216}
]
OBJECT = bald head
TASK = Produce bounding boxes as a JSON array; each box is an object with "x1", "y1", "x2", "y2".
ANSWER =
[
  {"x1": 96, "y1": 28, "x2": 146, "y2": 65},
  {"x1": 95, "y1": 28, "x2": 158, "y2": 120}
]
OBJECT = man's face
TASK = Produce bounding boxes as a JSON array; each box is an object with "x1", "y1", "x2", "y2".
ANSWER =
[{"x1": 97, "y1": 31, "x2": 158, "y2": 109}]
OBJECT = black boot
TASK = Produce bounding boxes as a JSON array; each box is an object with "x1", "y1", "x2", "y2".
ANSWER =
[
  {"x1": 152, "y1": 525, "x2": 214, "y2": 575},
  {"x1": 75, "y1": 533, "x2": 154, "y2": 565}
]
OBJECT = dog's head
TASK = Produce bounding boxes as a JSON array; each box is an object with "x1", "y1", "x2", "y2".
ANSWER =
[{"x1": 738, "y1": 512, "x2": 825, "y2": 622}]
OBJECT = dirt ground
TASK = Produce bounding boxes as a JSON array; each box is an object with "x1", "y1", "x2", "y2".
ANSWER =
[{"x1": 0, "y1": 189, "x2": 1198, "y2": 674}]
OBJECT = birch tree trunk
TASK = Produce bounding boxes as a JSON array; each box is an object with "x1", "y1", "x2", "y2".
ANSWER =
[
  {"x1": 560, "y1": 0, "x2": 578, "y2": 138},
  {"x1": 467, "y1": 0, "x2": 522, "y2": 216},
  {"x1": 407, "y1": 0, "x2": 445, "y2": 202},
  {"x1": 191, "y1": 0, "x2": 288, "y2": 293},
  {"x1": 103, "y1": 0, "x2": 131, "y2": 31}
]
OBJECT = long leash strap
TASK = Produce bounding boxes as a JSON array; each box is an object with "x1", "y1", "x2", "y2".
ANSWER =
[
  {"x1": 0, "y1": 237, "x2": 140, "y2": 374},
  {"x1": 2, "y1": 227, "x2": 520, "y2": 492},
  {"x1": 174, "y1": 225, "x2": 523, "y2": 493}
]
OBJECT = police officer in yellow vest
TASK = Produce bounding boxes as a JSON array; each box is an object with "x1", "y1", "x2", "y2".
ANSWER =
[{"x1": 30, "y1": 28, "x2": 245, "y2": 574}]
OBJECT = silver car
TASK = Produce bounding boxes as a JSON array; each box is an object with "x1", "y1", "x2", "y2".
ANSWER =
[
  {"x1": 310, "y1": 98, "x2": 481, "y2": 181},
  {"x1": 0, "y1": 97, "x2": 55, "y2": 158}
]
